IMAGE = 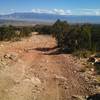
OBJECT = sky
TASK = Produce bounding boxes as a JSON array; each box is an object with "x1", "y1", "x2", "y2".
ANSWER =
[{"x1": 0, "y1": 0, "x2": 100, "y2": 15}]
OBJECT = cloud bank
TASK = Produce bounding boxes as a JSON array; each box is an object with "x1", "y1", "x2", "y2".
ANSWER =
[
  {"x1": 32, "y1": 8, "x2": 100, "y2": 16},
  {"x1": 32, "y1": 9, "x2": 72, "y2": 15}
]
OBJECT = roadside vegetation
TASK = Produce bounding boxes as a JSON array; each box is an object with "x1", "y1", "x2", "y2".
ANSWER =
[
  {"x1": 35, "y1": 20, "x2": 100, "y2": 53},
  {"x1": 0, "y1": 20, "x2": 100, "y2": 54},
  {"x1": 0, "y1": 25, "x2": 33, "y2": 41},
  {"x1": 0, "y1": 20, "x2": 100, "y2": 53}
]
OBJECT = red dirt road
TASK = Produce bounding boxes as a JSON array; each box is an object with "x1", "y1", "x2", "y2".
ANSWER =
[{"x1": 0, "y1": 34, "x2": 92, "y2": 100}]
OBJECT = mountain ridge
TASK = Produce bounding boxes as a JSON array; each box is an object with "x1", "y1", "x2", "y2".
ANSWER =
[{"x1": 0, "y1": 12, "x2": 100, "y2": 23}]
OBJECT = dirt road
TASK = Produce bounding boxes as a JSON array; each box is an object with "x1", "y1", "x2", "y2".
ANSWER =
[{"x1": 0, "y1": 34, "x2": 93, "y2": 100}]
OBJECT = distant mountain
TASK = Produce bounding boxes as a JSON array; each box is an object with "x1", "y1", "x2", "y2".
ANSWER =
[{"x1": 0, "y1": 12, "x2": 100, "y2": 24}]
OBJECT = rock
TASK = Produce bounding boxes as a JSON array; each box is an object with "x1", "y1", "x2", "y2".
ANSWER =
[
  {"x1": 53, "y1": 74, "x2": 67, "y2": 81},
  {"x1": 32, "y1": 32, "x2": 39, "y2": 35},
  {"x1": 4, "y1": 53, "x2": 11, "y2": 59},
  {"x1": 90, "y1": 68, "x2": 95, "y2": 72},
  {"x1": 31, "y1": 77, "x2": 41, "y2": 85},
  {"x1": 88, "y1": 57, "x2": 95, "y2": 62},
  {"x1": 95, "y1": 58, "x2": 100, "y2": 62},
  {"x1": 0, "y1": 44, "x2": 4, "y2": 47},
  {"x1": 4, "y1": 52, "x2": 18, "y2": 61},
  {"x1": 72, "y1": 95, "x2": 86, "y2": 100},
  {"x1": 74, "y1": 70, "x2": 77, "y2": 73}
]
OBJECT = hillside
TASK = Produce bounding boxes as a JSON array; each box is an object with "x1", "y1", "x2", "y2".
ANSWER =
[
  {"x1": 0, "y1": 19, "x2": 53, "y2": 26},
  {"x1": 0, "y1": 33, "x2": 97, "y2": 100}
]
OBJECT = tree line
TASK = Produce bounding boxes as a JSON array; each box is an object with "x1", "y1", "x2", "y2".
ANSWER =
[
  {"x1": 0, "y1": 20, "x2": 100, "y2": 52},
  {"x1": 36, "y1": 19, "x2": 100, "y2": 52}
]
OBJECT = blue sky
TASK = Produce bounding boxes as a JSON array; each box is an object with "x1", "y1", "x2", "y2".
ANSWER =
[{"x1": 0, "y1": 0, "x2": 100, "y2": 15}]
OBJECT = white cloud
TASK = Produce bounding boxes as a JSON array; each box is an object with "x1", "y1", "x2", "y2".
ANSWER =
[
  {"x1": 31, "y1": 8, "x2": 100, "y2": 16},
  {"x1": 53, "y1": 9, "x2": 65, "y2": 15},
  {"x1": 32, "y1": 8, "x2": 72, "y2": 15},
  {"x1": 53, "y1": 9, "x2": 72, "y2": 15},
  {"x1": 32, "y1": 9, "x2": 54, "y2": 14}
]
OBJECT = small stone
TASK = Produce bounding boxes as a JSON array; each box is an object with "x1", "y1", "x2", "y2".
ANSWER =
[
  {"x1": 90, "y1": 68, "x2": 95, "y2": 72},
  {"x1": 74, "y1": 70, "x2": 77, "y2": 73},
  {"x1": 4, "y1": 53, "x2": 11, "y2": 59},
  {"x1": 72, "y1": 95, "x2": 86, "y2": 100},
  {"x1": 88, "y1": 57, "x2": 95, "y2": 62},
  {"x1": 31, "y1": 77, "x2": 41, "y2": 85},
  {"x1": 4, "y1": 52, "x2": 18, "y2": 61},
  {"x1": 0, "y1": 44, "x2": 4, "y2": 47}
]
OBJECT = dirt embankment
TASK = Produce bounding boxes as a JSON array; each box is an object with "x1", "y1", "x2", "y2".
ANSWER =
[{"x1": 0, "y1": 34, "x2": 96, "y2": 100}]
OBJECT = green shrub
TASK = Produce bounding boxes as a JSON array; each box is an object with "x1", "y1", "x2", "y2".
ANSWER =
[
  {"x1": 73, "y1": 50, "x2": 92, "y2": 58},
  {"x1": 0, "y1": 26, "x2": 33, "y2": 41}
]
